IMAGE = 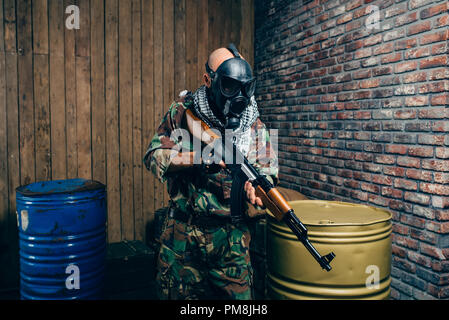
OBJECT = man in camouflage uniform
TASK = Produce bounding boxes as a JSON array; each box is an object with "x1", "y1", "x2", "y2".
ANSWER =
[{"x1": 143, "y1": 45, "x2": 278, "y2": 300}]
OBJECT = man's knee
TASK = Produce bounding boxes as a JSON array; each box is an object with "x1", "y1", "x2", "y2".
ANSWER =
[{"x1": 156, "y1": 242, "x2": 206, "y2": 299}]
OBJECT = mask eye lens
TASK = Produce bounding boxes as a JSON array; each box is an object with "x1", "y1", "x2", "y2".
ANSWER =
[
  {"x1": 243, "y1": 79, "x2": 256, "y2": 97},
  {"x1": 220, "y1": 76, "x2": 241, "y2": 97}
]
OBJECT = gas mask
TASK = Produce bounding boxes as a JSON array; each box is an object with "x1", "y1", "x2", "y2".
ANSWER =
[{"x1": 206, "y1": 44, "x2": 256, "y2": 130}]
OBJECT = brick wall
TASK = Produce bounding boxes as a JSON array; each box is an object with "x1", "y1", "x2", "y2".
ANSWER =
[{"x1": 254, "y1": 0, "x2": 449, "y2": 299}]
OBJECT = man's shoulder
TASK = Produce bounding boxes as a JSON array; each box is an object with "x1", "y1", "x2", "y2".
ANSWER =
[
  {"x1": 174, "y1": 90, "x2": 194, "y2": 108},
  {"x1": 163, "y1": 91, "x2": 194, "y2": 127},
  {"x1": 167, "y1": 91, "x2": 193, "y2": 113}
]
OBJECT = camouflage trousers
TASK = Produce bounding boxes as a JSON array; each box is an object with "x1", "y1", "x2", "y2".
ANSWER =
[{"x1": 156, "y1": 216, "x2": 254, "y2": 300}]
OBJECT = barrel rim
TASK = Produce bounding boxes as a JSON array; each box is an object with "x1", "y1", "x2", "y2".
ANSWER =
[
  {"x1": 268, "y1": 200, "x2": 392, "y2": 226},
  {"x1": 16, "y1": 178, "x2": 105, "y2": 197}
]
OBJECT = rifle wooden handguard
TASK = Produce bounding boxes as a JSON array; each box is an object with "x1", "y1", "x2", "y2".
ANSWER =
[{"x1": 255, "y1": 185, "x2": 292, "y2": 221}]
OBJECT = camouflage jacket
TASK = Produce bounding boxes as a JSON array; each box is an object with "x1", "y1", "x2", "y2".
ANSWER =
[{"x1": 143, "y1": 95, "x2": 279, "y2": 218}]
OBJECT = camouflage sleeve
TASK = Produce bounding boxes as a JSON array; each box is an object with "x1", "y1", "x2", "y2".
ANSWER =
[
  {"x1": 145, "y1": 149, "x2": 174, "y2": 183},
  {"x1": 143, "y1": 102, "x2": 187, "y2": 183},
  {"x1": 247, "y1": 118, "x2": 279, "y2": 186}
]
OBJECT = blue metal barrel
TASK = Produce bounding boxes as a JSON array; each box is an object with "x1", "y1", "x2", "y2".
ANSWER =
[{"x1": 16, "y1": 178, "x2": 107, "y2": 300}]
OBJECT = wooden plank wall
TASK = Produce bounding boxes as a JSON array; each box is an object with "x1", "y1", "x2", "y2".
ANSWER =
[{"x1": 0, "y1": 0, "x2": 254, "y2": 289}]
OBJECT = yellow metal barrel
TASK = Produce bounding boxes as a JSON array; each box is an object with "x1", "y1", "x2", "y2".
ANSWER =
[{"x1": 267, "y1": 200, "x2": 392, "y2": 300}]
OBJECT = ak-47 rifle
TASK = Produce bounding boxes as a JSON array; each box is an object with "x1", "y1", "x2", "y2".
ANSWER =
[{"x1": 185, "y1": 108, "x2": 335, "y2": 271}]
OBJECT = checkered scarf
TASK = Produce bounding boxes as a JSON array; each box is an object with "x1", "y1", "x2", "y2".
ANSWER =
[
  {"x1": 191, "y1": 85, "x2": 259, "y2": 132},
  {"x1": 190, "y1": 85, "x2": 259, "y2": 155}
]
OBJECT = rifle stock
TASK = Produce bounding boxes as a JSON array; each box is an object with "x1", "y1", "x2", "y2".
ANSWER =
[{"x1": 186, "y1": 109, "x2": 220, "y2": 144}]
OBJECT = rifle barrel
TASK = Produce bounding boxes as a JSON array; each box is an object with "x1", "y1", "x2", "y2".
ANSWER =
[{"x1": 284, "y1": 210, "x2": 334, "y2": 271}]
